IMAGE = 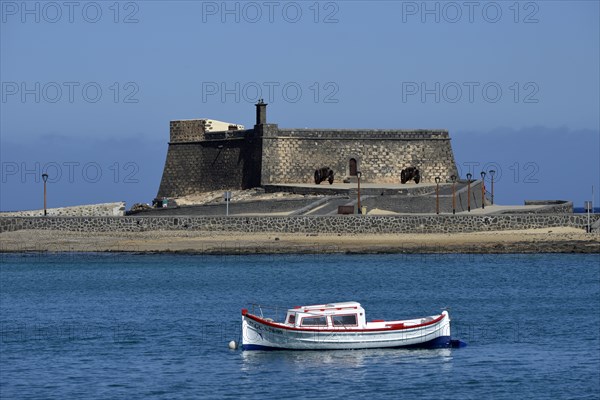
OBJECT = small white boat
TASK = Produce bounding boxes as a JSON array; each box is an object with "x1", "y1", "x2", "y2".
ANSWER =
[{"x1": 241, "y1": 301, "x2": 462, "y2": 351}]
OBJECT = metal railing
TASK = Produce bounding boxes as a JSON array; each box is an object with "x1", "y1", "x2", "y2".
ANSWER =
[
  {"x1": 248, "y1": 303, "x2": 284, "y2": 321},
  {"x1": 246, "y1": 303, "x2": 360, "y2": 329}
]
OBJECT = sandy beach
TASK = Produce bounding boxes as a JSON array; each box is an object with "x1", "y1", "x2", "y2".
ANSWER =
[{"x1": 1, "y1": 227, "x2": 598, "y2": 254}]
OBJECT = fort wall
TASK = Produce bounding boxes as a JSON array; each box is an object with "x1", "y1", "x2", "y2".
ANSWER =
[
  {"x1": 157, "y1": 129, "x2": 262, "y2": 197},
  {"x1": 157, "y1": 105, "x2": 459, "y2": 198},
  {"x1": 169, "y1": 120, "x2": 206, "y2": 143},
  {"x1": 261, "y1": 128, "x2": 458, "y2": 185}
]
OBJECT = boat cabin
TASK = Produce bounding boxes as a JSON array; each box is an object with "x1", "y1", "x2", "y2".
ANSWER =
[{"x1": 284, "y1": 301, "x2": 367, "y2": 329}]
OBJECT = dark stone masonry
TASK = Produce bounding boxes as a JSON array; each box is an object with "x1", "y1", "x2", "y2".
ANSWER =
[
  {"x1": 157, "y1": 131, "x2": 262, "y2": 197},
  {"x1": 1, "y1": 214, "x2": 598, "y2": 235},
  {"x1": 157, "y1": 102, "x2": 458, "y2": 198}
]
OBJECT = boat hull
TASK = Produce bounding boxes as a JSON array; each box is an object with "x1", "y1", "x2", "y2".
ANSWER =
[
  {"x1": 242, "y1": 335, "x2": 452, "y2": 351},
  {"x1": 242, "y1": 311, "x2": 451, "y2": 351}
]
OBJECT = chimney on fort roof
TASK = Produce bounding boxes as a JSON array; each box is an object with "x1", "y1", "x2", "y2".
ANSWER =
[{"x1": 255, "y1": 99, "x2": 267, "y2": 125}]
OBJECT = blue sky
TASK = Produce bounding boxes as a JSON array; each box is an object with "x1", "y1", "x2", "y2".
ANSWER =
[{"x1": 1, "y1": 0, "x2": 599, "y2": 211}]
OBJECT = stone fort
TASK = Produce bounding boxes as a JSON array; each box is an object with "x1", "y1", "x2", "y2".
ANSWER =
[{"x1": 157, "y1": 102, "x2": 459, "y2": 198}]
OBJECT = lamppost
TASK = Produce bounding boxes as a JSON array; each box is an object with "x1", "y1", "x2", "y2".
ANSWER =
[
  {"x1": 435, "y1": 176, "x2": 440, "y2": 214},
  {"x1": 466, "y1": 173, "x2": 472, "y2": 212},
  {"x1": 489, "y1": 170, "x2": 496, "y2": 205},
  {"x1": 585, "y1": 200, "x2": 592, "y2": 233},
  {"x1": 223, "y1": 191, "x2": 231, "y2": 216},
  {"x1": 356, "y1": 171, "x2": 362, "y2": 214},
  {"x1": 480, "y1": 171, "x2": 486, "y2": 209},
  {"x1": 42, "y1": 173, "x2": 48, "y2": 216},
  {"x1": 451, "y1": 175, "x2": 456, "y2": 215}
]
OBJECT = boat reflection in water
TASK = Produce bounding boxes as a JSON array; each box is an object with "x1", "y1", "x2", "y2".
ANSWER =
[{"x1": 240, "y1": 347, "x2": 454, "y2": 373}]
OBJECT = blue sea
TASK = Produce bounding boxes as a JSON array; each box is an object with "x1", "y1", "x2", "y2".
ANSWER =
[
  {"x1": 1, "y1": 253, "x2": 599, "y2": 399},
  {"x1": 574, "y1": 207, "x2": 600, "y2": 214}
]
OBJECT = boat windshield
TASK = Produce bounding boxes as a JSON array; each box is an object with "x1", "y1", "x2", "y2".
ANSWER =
[
  {"x1": 301, "y1": 316, "x2": 328, "y2": 326},
  {"x1": 287, "y1": 314, "x2": 296, "y2": 325},
  {"x1": 332, "y1": 314, "x2": 358, "y2": 326}
]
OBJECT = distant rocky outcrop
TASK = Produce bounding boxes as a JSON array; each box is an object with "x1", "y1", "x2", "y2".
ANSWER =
[{"x1": 129, "y1": 203, "x2": 152, "y2": 213}]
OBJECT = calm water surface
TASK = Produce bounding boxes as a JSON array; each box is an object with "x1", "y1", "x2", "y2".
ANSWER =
[{"x1": 1, "y1": 253, "x2": 599, "y2": 399}]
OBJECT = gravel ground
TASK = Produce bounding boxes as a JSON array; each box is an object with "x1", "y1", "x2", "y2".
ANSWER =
[{"x1": 1, "y1": 228, "x2": 598, "y2": 254}]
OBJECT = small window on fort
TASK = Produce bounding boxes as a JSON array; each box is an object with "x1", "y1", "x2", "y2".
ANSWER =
[
  {"x1": 332, "y1": 314, "x2": 358, "y2": 326},
  {"x1": 287, "y1": 314, "x2": 296, "y2": 324},
  {"x1": 349, "y1": 158, "x2": 357, "y2": 176},
  {"x1": 301, "y1": 316, "x2": 327, "y2": 326}
]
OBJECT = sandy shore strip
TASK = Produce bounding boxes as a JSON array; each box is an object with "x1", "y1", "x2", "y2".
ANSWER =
[{"x1": 1, "y1": 227, "x2": 598, "y2": 254}]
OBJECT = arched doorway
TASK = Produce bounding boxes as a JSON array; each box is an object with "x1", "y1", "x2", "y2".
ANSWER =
[{"x1": 349, "y1": 158, "x2": 357, "y2": 176}]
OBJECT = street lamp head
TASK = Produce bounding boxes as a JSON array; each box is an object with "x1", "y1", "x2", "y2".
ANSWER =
[
  {"x1": 480, "y1": 171, "x2": 486, "y2": 179},
  {"x1": 42, "y1": 173, "x2": 48, "y2": 183},
  {"x1": 356, "y1": 171, "x2": 362, "y2": 178},
  {"x1": 450, "y1": 175, "x2": 456, "y2": 182},
  {"x1": 489, "y1": 169, "x2": 496, "y2": 178},
  {"x1": 435, "y1": 176, "x2": 440, "y2": 184},
  {"x1": 466, "y1": 173, "x2": 472, "y2": 180}
]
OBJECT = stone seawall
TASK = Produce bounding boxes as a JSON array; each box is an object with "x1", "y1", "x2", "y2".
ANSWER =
[
  {"x1": 2, "y1": 214, "x2": 598, "y2": 235},
  {"x1": 0, "y1": 202, "x2": 126, "y2": 217},
  {"x1": 524, "y1": 200, "x2": 573, "y2": 214}
]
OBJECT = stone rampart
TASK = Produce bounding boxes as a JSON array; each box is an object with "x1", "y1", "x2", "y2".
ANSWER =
[
  {"x1": 267, "y1": 129, "x2": 451, "y2": 140},
  {"x1": 261, "y1": 128, "x2": 458, "y2": 185},
  {"x1": 157, "y1": 133, "x2": 262, "y2": 197},
  {"x1": 159, "y1": 109, "x2": 459, "y2": 198},
  {"x1": 169, "y1": 120, "x2": 206, "y2": 143}
]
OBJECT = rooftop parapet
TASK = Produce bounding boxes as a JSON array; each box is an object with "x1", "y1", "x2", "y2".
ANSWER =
[
  {"x1": 170, "y1": 119, "x2": 245, "y2": 143},
  {"x1": 203, "y1": 129, "x2": 254, "y2": 141},
  {"x1": 271, "y1": 128, "x2": 450, "y2": 140}
]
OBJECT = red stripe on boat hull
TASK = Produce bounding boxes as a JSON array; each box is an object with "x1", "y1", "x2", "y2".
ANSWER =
[{"x1": 243, "y1": 312, "x2": 445, "y2": 333}]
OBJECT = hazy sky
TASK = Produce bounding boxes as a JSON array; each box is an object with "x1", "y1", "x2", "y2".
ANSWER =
[{"x1": 1, "y1": 0, "x2": 599, "y2": 211}]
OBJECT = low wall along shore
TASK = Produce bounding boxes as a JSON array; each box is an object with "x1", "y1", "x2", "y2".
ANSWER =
[
  {"x1": 1, "y1": 214, "x2": 598, "y2": 235},
  {"x1": 0, "y1": 202, "x2": 126, "y2": 217}
]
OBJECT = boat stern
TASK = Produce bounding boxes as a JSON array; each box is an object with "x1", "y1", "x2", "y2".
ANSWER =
[{"x1": 425, "y1": 310, "x2": 452, "y2": 348}]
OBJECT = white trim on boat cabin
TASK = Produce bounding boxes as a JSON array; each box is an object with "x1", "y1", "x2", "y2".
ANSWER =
[{"x1": 284, "y1": 302, "x2": 367, "y2": 328}]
